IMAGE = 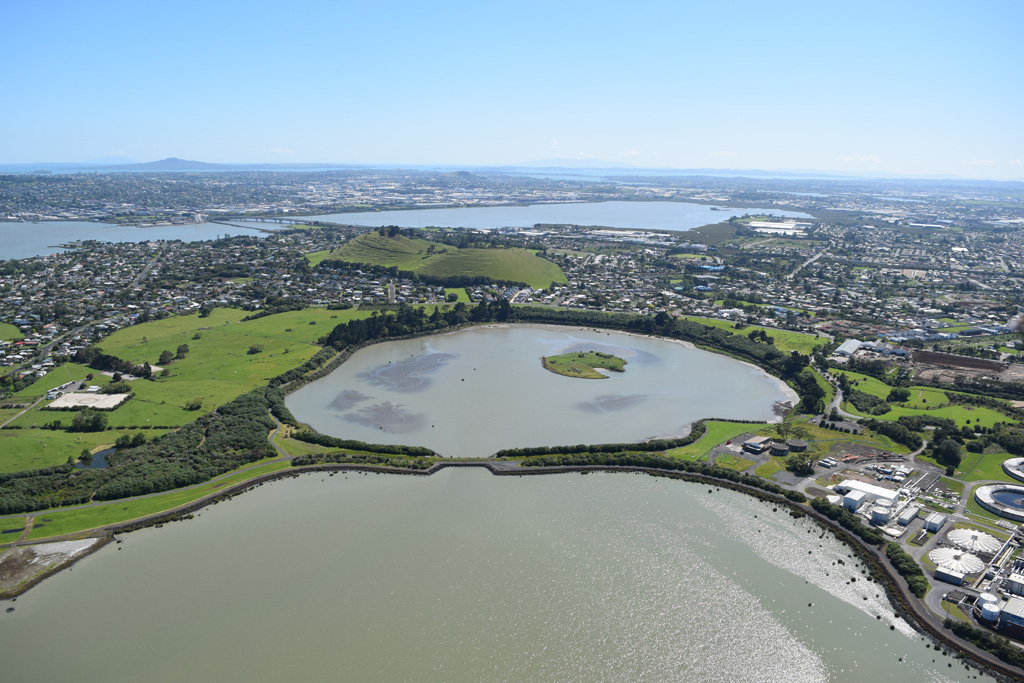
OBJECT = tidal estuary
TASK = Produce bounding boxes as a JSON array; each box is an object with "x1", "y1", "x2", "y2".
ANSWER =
[{"x1": 0, "y1": 470, "x2": 989, "y2": 682}]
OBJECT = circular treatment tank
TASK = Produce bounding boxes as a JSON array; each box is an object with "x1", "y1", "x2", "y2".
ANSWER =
[
  {"x1": 928, "y1": 548, "x2": 985, "y2": 574},
  {"x1": 1002, "y1": 457, "x2": 1024, "y2": 484},
  {"x1": 974, "y1": 484, "x2": 1024, "y2": 522},
  {"x1": 947, "y1": 528, "x2": 1001, "y2": 555}
]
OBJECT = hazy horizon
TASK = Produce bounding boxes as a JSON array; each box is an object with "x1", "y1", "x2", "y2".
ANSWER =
[{"x1": 2, "y1": 0, "x2": 1021, "y2": 180}]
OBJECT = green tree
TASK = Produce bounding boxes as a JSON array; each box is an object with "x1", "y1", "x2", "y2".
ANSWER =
[{"x1": 158, "y1": 350, "x2": 174, "y2": 365}]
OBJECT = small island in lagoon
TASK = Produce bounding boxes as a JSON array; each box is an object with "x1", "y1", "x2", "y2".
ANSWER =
[{"x1": 541, "y1": 351, "x2": 627, "y2": 379}]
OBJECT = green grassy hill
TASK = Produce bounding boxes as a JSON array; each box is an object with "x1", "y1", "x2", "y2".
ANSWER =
[{"x1": 313, "y1": 233, "x2": 566, "y2": 288}]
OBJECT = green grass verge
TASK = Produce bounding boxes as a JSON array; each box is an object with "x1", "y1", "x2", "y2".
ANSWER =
[{"x1": 21, "y1": 460, "x2": 290, "y2": 541}]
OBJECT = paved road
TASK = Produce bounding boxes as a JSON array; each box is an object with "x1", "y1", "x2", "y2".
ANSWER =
[{"x1": 787, "y1": 250, "x2": 826, "y2": 280}]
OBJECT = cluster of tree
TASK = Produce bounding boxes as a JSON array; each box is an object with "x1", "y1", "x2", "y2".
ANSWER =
[
  {"x1": 519, "y1": 451, "x2": 806, "y2": 503},
  {"x1": 0, "y1": 387, "x2": 286, "y2": 515},
  {"x1": 809, "y1": 497, "x2": 886, "y2": 546},
  {"x1": 114, "y1": 432, "x2": 147, "y2": 449},
  {"x1": 241, "y1": 296, "x2": 306, "y2": 321},
  {"x1": 494, "y1": 421, "x2": 710, "y2": 458},
  {"x1": 862, "y1": 418, "x2": 923, "y2": 450},
  {"x1": 846, "y1": 389, "x2": 892, "y2": 415},
  {"x1": 291, "y1": 453, "x2": 433, "y2": 469},
  {"x1": 944, "y1": 619, "x2": 1024, "y2": 670},
  {"x1": 885, "y1": 542, "x2": 929, "y2": 598},
  {"x1": 68, "y1": 408, "x2": 107, "y2": 432},
  {"x1": 269, "y1": 346, "x2": 336, "y2": 389},
  {"x1": 74, "y1": 346, "x2": 152, "y2": 379},
  {"x1": 100, "y1": 380, "x2": 133, "y2": 394},
  {"x1": 290, "y1": 429, "x2": 434, "y2": 457}
]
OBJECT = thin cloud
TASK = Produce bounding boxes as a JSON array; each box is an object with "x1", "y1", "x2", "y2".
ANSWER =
[
  {"x1": 842, "y1": 153, "x2": 880, "y2": 163},
  {"x1": 708, "y1": 151, "x2": 736, "y2": 158},
  {"x1": 270, "y1": 147, "x2": 295, "y2": 155},
  {"x1": 1011, "y1": 159, "x2": 1022, "y2": 165},
  {"x1": 967, "y1": 159, "x2": 994, "y2": 166},
  {"x1": 621, "y1": 150, "x2": 640, "y2": 156}
]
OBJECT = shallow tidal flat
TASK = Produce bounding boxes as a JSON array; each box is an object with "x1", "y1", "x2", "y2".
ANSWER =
[
  {"x1": 0, "y1": 470, "x2": 989, "y2": 682},
  {"x1": 286, "y1": 325, "x2": 796, "y2": 458}
]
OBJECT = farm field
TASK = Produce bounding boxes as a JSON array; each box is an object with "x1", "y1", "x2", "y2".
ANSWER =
[
  {"x1": 0, "y1": 308, "x2": 371, "y2": 471},
  {"x1": 312, "y1": 232, "x2": 566, "y2": 288}
]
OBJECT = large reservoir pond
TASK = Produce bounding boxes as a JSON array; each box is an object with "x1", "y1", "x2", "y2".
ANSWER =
[
  {"x1": 306, "y1": 200, "x2": 811, "y2": 232},
  {"x1": 0, "y1": 470, "x2": 989, "y2": 682},
  {"x1": 286, "y1": 325, "x2": 796, "y2": 457}
]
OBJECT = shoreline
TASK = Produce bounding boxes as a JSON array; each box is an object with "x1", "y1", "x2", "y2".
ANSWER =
[{"x1": 1, "y1": 461, "x2": 1018, "y2": 680}]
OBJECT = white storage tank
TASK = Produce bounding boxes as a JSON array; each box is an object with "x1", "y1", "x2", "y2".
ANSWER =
[
  {"x1": 979, "y1": 592, "x2": 998, "y2": 607},
  {"x1": 981, "y1": 602, "x2": 1001, "y2": 622},
  {"x1": 871, "y1": 505, "x2": 891, "y2": 525}
]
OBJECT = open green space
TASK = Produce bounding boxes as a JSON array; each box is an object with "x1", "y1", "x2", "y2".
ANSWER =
[
  {"x1": 304, "y1": 248, "x2": 332, "y2": 267},
  {"x1": 0, "y1": 428, "x2": 142, "y2": 473},
  {"x1": 314, "y1": 232, "x2": 566, "y2": 288},
  {"x1": 542, "y1": 351, "x2": 626, "y2": 379},
  {"x1": 87, "y1": 307, "x2": 370, "y2": 426},
  {"x1": 714, "y1": 454, "x2": 754, "y2": 472},
  {"x1": 754, "y1": 457, "x2": 785, "y2": 479},
  {"x1": 662, "y1": 421, "x2": 759, "y2": 461},
  {"x1": 444, "y1": 287, "x2": 471, "y2": 303},
  {"x1": 0, "y1": 323, "x2": 24, "y2": 341},
  {"x1": 675, "y1": 315, "x2": 827, "y2": 355},
  {"x1": 21, "y1": 459, "x2": 291, "y2": 541},
  {"x1": 957, "y1": 452, "x2": 1016, "y2": 483}
]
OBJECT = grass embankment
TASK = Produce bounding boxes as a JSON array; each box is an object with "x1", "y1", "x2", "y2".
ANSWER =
[
  {"x1": 15, "y1": 459, "x2": 290, "y2": 541},
  {"x1": 0, "y1": 322, "x2": 25, "y2": 341},
  {"x1": 662, "y1": 421, "x2": 759, "y2": 461},
  {"x1": 312, "y1": 232, "x2": 567, "y2": 288},
  {"x1": 0, "y1": 308, "x2": 371, "y2": 472},
  {"x1": 542, "y1": 351, "x2": 626, "y2": 379},
  {"x1": 674, "y1": 315, "x2": 827, "y2": 355},
  {"x1": 956, "y1": 452, "x2": 1017, "y2": 483},
  {"x1": 444, "y1": 287, "x2": 471, "y2": 303}
]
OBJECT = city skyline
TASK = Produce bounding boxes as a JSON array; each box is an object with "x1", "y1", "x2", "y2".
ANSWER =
[{"x1": 2, "y1": 0, "x2": 1022, "y2": 179}]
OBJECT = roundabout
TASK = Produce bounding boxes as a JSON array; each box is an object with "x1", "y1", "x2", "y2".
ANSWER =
[{"x1": 975, "y1": 483, "x2": 1024, "y2": 522}]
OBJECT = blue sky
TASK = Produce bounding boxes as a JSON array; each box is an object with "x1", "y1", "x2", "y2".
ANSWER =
[{"x1": 2, "y1": 0, "x2": 1022, "y2": 178}]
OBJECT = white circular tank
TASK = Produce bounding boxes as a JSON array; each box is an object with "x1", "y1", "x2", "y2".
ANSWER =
[
  {"x1": 871, "y1": 506, "x2": 891, "y2": 524},
  {"x1": 981, "y1": 603, "x2": 1001, "y2": 622},
  {"x1": 979, "y1": 592, "x2": 998, "y2": 606}
]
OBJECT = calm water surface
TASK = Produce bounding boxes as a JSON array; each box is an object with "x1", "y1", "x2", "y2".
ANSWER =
[
  {"x1": 0, "y1": 470, "x2": 987, "y2": 682},
  {"x1": 0, "y1": 221, "x2": 267, "y2": 260},
  {"x1": 305, "y1": 201, "x2": 812, "y2": 231},
  {"x1": 286, "y1": 325, "x2": 796, "y2": 457}
]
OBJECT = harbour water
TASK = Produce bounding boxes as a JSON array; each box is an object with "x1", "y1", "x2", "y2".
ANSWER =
[
  {"x1": 304, "y1": 200, "x2": 812, "y2": 232},
  {"x1": 0, "y1": 469, "x2": 989, "y2": 682},
  {"x1": 0, "y1": 221, "x2": 267, "y2": 260},
  {"x1": 285, "y1": 325, "x2": 797, "y2": 458}
]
